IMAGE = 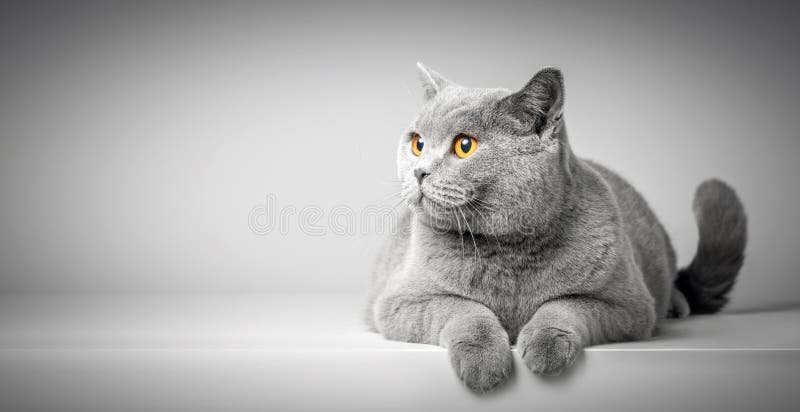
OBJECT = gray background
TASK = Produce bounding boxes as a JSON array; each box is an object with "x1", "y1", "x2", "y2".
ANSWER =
[{"x1": 0, "y1": 1, "x2": 798, "y2": 307}]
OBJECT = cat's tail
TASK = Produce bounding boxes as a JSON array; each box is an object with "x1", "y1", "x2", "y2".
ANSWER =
[{"x1": 676, "y1": 179, "x2": 747, "y2": 314}]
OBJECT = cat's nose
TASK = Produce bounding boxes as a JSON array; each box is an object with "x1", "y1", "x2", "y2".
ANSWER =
[{"x1": 414, "y1": 168, "x2": 430, "y2": 185}]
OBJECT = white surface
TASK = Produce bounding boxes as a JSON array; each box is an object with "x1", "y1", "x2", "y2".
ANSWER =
[{"x1": 0, "y1": 295, "x2": 798, "y2": 411}]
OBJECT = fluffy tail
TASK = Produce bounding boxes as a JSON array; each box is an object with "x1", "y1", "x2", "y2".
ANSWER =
[{"x1": 676, "y1": 179, "x2": 747, "y2": 314}]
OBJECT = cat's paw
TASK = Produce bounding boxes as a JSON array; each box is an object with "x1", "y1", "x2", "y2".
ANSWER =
[
  {"x1": 519, "y1": 327, "x2": 581, "y2": 376},
  {"x1": 447, "y1": 335, "x2": 513, "y2": 393}
]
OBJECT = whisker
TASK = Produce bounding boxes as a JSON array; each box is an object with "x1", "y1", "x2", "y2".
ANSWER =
[
  {"x1": 469, "y1": 198, "x2": 500, "y2": 212},
  {"x1": 390, "y1": 198, "x2": 406, "y2": 212},
  {"x1": 368, "y1": 191, "x2": 404, "y2": 205},
  {"x1": 452, "y1": 209, "x2": 465, "y2": 259},
  {"x1": 458, "y1": 208, "x2": 480, "y2": 265},
  {"x1": 464, "y1": 203, "x2": 504, "y2": 251}
]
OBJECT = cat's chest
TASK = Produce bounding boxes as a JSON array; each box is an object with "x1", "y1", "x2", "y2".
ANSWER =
[
  {"x1": 428, "y1": 244, "x2": 561, "y2": 333},
  {"x1": 438, "y1": 240, "x2": 556, "y2": 285}
]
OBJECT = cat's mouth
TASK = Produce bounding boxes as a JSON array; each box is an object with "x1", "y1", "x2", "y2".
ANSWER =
[
  {"x1": 404, "y1": 181, "x2": 485, "y2": 225},
  {"x1": 420, "y1": 188, "x2": 465, "y2": 211}
]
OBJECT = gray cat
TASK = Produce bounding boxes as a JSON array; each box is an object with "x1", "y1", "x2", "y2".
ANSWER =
[{"x1": 366, "y1": 63, "x2": 747, "y2": 393}]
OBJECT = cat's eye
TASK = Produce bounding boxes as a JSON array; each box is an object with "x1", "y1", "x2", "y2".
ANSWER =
[
  {"x1": 454, "y1": 135, "x2": 478, "y2": 159},
  {"x1": 411, "y1": 133, "x2": 424, "y2": 156}
]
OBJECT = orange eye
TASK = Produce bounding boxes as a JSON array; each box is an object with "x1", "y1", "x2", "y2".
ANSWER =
[
  {"x1": 454, "y1": 135, "x2": 477, "y2": 158},
  {"x1": 411, "y1": 134, "x2": 424, "y2": 156}
]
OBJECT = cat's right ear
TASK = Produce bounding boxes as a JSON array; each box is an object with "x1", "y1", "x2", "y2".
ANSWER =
[
  {"x1": 416, "y1": 62, "x2": 450, "y2": 101},
  {"x1": 498, "y1": 67, "x2": 565, "y2": 137}
]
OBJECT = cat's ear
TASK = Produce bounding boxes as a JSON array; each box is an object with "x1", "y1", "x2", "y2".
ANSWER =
[
  {"x1": 416, "y1": 62, "x2": 450, "y2": 100},
  {"x1": 499, "y1": 67, "x2": 564, "y2": 136}
]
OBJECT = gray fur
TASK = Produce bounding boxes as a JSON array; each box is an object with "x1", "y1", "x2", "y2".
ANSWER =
[
  {"x1": 366, "y1": 64, "x2": 747, "y2": 392},
  {"x1": 676, "y1": 179, "x2": 747, "y2": 313}
]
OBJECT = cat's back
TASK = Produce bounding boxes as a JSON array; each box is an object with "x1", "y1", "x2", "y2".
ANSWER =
[{"x1": 583, "y1": 159, "x2": 676, "y2": 316}]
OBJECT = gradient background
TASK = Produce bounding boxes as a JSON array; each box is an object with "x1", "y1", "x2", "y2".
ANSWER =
[{"x1": 0, "y1": 0, "x2": 798, "y2": 307}]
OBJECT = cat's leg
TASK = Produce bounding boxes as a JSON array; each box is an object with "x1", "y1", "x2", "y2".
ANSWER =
[
  {"x1": 374, "y1": 293, "x2": 513, "y2": 392},
  {"x1": 517, "y1": 296, "x2": 656, "y2": 376}
]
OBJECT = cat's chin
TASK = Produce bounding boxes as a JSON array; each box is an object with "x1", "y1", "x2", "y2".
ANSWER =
[
  {"x1": 418, "y1": 196, "x2": 451, "y2": 217},
  {"x1": 413, "y1": 197, "x2": 464, "y2": 232}
]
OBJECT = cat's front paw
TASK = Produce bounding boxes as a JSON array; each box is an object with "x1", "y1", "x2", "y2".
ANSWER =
[
  {"x1": 519, "y1": 327, "x2": 581, "y2": 376},
  {"x1": 447, "y1": 335, "x2": 513, "y2": 393}
]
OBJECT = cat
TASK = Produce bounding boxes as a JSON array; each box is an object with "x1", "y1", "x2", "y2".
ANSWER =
[{"x1": 366, "y1": 63, "x2": 747, "y2": 393}]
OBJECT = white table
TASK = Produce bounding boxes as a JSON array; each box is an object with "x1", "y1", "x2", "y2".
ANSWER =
[{"x1": 0, "y1": 295, "x2": 798, "y2": 411}]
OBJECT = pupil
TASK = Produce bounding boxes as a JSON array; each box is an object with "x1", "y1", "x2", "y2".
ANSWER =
[
  {"x1": 416, "y1": 139, "x2": 424, "y2": 151},
  {"x1": 460, "y1": 138, "x2": 471, "y2": 152}
]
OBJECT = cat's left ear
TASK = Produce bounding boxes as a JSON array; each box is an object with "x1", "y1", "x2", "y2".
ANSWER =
[
  {"x1": 416, "y1": 62, "x2": 451, "y2": 100},
  {"x1": 498, "y1": 67, "x2": 564, "y2": 137}
]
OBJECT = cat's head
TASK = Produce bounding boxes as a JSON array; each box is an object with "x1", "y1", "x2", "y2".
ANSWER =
[{"x1": 398, "y1": 63, "x2": 574, "y2": 236}]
